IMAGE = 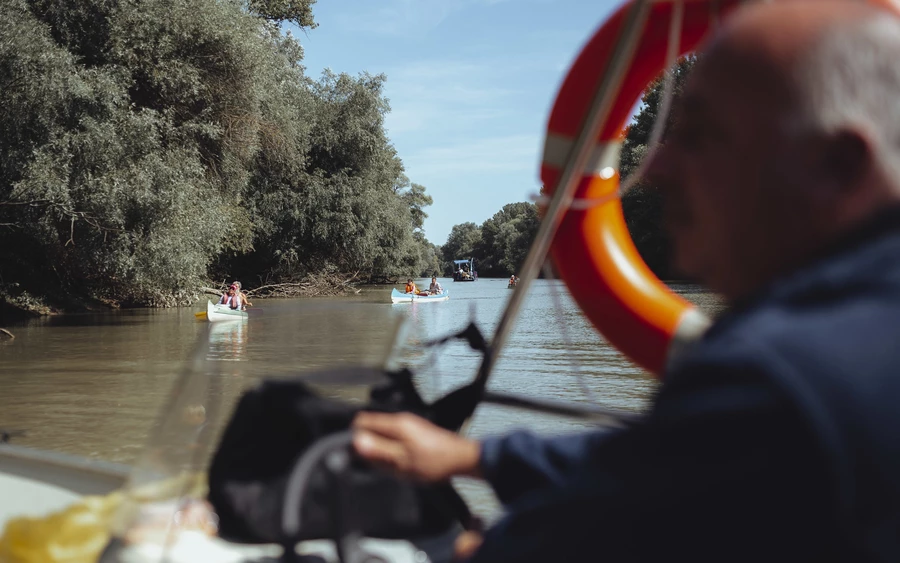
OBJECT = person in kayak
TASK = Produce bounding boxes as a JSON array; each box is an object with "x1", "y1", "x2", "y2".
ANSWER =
[
  {"x1": 231, "y1": 280, "x2": 252, "y2": 310},
  {"x1": 404, "y1": 279, "x2": 417, "y2": 294},
  {"x1": 353, "y1": 2, "x2": 900, "y2": 561},
  {"x1": 428, "y1": 277, "x2": 444, "y2": 295},
  {"x1": 218, "y1": 284, "x2": 241, "y2": 310}
]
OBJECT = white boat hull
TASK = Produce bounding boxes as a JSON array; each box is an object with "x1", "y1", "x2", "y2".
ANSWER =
[
  {"x1": 390, "y1": 288, "x2": 449, "y2": 304},
  {"x1": 207, "y1": 300, "x2": 248, "y2": 322},
  {"x1": 0, "y1": 444, "x2": 129, "y2": 529},
  {"x1": 0, "y1": 446, "x2": 450, "y2": 563}
]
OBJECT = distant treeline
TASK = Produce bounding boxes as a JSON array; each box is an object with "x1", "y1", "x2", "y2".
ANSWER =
[
  {"x1": 439, "y1": 57, "x2": 696, "y2": 280},
  {"x1": 439, "y1": 202, "x2": 538, "y2": 278},
  {"x1": 0, "y1": 0, "x2": 440, "y2": 315}
]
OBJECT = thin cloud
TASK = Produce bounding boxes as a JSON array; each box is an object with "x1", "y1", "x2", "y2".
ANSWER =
[
  {"x1": 404, "y1": 134, "x2": 541, "y2": 178},
  {"x1": 332, "y1": 0, "x2": 533, "y2": 38},
  {"x1": 383, "y1": 59, "x2": 523, "y2": 135},
  {"x1": 333, "y1": 1, "x2": 459, "y2": 37}
]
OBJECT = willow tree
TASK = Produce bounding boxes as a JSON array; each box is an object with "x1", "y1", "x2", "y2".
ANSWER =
[
  {"x1": 441, "y1": 223, "x2": 482, "y2": 274},
  {"x1": 0, "y1": 0, "x2": 434, "y2": 314},
  {"x1": 473, "y1": 202, "x2": 539, "y2": 277}
]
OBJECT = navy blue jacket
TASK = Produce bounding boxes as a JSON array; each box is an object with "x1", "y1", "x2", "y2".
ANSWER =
[{"x1": 471, "y1": 207, "x2": 900, "y2": 563}]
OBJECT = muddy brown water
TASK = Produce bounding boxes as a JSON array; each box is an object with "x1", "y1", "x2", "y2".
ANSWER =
[{"x1": 0, "y1": 279, "x2": 724, "y2": 522}]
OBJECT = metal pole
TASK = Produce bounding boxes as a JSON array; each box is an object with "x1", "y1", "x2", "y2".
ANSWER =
[{"x1": 473, "y1": 0, "x2": 653, "y2": 394}]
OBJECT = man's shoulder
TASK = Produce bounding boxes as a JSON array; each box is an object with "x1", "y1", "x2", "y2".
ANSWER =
[
  {"x1": 682, "y1": 285, "x2": 897, "y2": 362},
  {"x1": 710, "y1": 277, "x2": 898, "y2": 351},
  {"x1": 668, "y1": 272, "x2": 900, "y2": 418}
]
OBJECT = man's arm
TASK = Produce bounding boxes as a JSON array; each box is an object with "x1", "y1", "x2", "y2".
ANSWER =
[
  {"x1": 353, "y1": 359, "x2": 835, "y2": 562},
  {"x1": 352, "y1": 412, "x2": 619, "y2": 503},
  {"x1": 478, "y1": 428, "x2": 621, "y2": 504}
]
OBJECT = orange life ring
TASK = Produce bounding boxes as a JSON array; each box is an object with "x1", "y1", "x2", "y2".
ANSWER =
[{"x1": 541, "y1": 0, "x2": 899, "y2": 377}]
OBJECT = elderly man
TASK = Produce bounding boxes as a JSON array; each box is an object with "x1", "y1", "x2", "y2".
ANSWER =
[{"x1": 354, "y1": 2, "x2": 900, "y2": 561}]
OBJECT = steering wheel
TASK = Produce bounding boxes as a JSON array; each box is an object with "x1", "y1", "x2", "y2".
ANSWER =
[{"x1": 278, "y1": 431, "x2": 460, "y2": 563}]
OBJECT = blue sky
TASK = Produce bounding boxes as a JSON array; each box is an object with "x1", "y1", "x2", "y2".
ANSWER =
[{"x1": 291, "y1": 0, "x2": 621, "y2": 245}]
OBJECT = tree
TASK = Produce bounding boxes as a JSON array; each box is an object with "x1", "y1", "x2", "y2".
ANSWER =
[
  {"x1": 241, "y1": 69, "x2": 437, "y2": 282},
  {"x1": 474, "y1": 202, "x2": 538, "y2": 277},
  {"x1": 0, "y1": 0, "x2": 250, "y2": 307},
  {"x1": 0, "y1": 0, "x2": 436, "y2": 315},
  {"x1": 620, "y1": 56, "x2": 696, "y2": 279},
  {"x1": 402, "y1": 182, "x2": 432, "y2": 234},
  {"x1": 440, "y1": 202, "x2": 539, "y2": 278},
  {"x1": 246, "y1": 0, "x2": 316, "y2": 28},
  {"x1": 441, "y1": 222, "x2": 481, "y2": 274}
]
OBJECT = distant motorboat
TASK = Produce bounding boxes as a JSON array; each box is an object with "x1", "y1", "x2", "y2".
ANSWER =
[{"x1": 452, "y1": 258, "x2": 477, "y2": 282}]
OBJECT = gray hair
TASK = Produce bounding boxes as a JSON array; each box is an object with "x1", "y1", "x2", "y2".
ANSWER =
[{"x1": 793, "y1": 13, "x2": 900, "y2": 182}]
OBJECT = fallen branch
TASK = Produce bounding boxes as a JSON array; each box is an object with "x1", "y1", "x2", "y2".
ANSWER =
[
  {"x1": 244, "y1": 271, "x2": 362, "y2": 298},
  {"x1": 0, "y1": 328, "x2": 14, "y2": 339}
]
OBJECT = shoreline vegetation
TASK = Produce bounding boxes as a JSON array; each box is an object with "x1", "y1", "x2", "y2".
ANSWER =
[
  {"x1": 0, "y1": 0, "x2": 690, "y2": 322},
  {"x1": 0, "y1": 0, "x2": 443, "y2": 321}
]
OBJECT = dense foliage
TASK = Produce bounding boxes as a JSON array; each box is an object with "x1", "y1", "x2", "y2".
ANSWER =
[
  {"x1": 0, "y1": 0, "x2": 434, "y2": 313},
  {"x1": 439, "y1": 58, "x2": 695, "y2": 279},
  {"x1": 440, "y1": 203, "x2": 538, "y2": 278},
  {"x1": 620, "y1": 56, "x2": 695, "y2": 279}
]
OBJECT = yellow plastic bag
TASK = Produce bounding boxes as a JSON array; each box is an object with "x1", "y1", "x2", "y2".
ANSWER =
[
  {"x1": 0, "y1": 473, "x2": 212, "y2": 563},
  {"x1": 0, "y1": 490, "x2": 123, "y2": 563}
]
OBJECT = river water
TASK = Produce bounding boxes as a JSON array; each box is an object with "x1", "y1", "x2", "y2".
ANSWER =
[{"x1": 0, "y1": 278, "x2": 723, "y2": 521}]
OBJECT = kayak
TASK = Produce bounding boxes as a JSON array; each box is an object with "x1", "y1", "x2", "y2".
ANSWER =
[
  {"x1": 207, "y1": 300, "x2": 248, "y2": 322},
  {"x1": 390, "y1": 288, "x2": 449, "y2": 303}
]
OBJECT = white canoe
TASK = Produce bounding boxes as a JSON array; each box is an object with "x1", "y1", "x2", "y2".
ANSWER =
[
  {"x1": 390, "y1": 288, "x2": 449, "y2": 303},
  {"x1": 207, "y1": 300, "x2": 248, "y2": 322}
]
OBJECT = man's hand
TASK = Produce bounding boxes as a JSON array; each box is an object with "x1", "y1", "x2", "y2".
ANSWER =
[
  {"x1": 454, "y1": 530, "x2": 483, "y2": 561},
  {"x1": 352, "y1": 411, "x2": 482, "y2": 482}
]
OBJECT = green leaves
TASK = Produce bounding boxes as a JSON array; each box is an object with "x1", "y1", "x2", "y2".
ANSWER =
[
  {"x1": 0, "y1": 0, "x2": 432, "y2": 312},
  {"x1": 441, "y1": 202, "x2": 539, "y2": 277},
  {"x1": 620, "y1": 56, "x2": 695, "y2": 279},
  {"x1": 246, "y1": 0, "x2": 316, "y2": 28}
]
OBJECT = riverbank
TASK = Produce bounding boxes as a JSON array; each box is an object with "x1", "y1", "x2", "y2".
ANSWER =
[
  {"x1": 0, "y1": 285, "x2": 118, "y2": 324},
  {"x1": 0, "y1": 271, "x2": 371, "y2": 324}
]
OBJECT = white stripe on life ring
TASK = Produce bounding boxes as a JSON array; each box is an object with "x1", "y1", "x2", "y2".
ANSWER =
[
  {"x1": 665, "y1": 307, "x2": 713, "y2": 371},
  {"x1": 542, "y1": 133, "x2": 623, "y2": 178}
]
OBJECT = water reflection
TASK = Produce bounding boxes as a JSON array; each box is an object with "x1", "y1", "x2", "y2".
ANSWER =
[{"x1": 207, "y1": 319, "x2": 248, "y2": 362}]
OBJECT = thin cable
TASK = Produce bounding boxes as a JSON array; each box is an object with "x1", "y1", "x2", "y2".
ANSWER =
[
  {"x1": 529, "y1": 0, "x2": 686, "y2": 211},
  {"x1": 541, "y1": 261, "x2": 599, "y2": 405},
  {"x1": 474, "y1": 0, "x2": 653, "y2": 402},
  {"x1": 618, "y1": 0, "x2": 684, "y2": 195}
]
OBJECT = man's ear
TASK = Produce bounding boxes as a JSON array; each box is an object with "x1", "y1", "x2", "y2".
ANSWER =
[{"x1": 819, "y1": 129, "x2": 872, "y2": 194}]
